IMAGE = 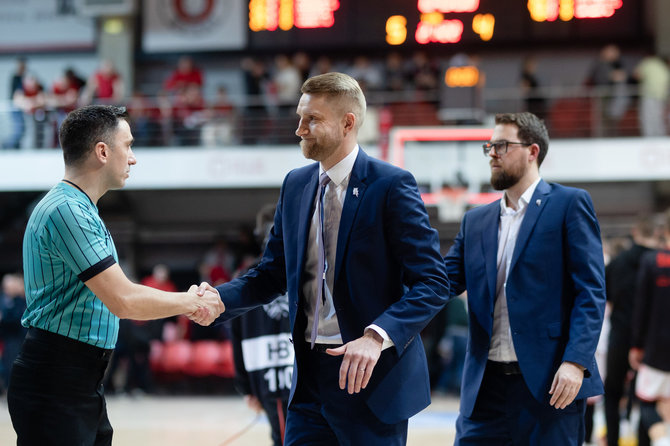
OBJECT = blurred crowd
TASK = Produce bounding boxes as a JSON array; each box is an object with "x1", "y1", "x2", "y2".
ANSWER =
[
  {"x1": 100, "y1": 224, "x2": 260, "y2": 396},
  {"x1": 3, "y1": 45, "x2": 669, "y2": 150}
]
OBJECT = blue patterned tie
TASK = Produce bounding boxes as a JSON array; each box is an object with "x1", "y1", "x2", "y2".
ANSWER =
[{"x1": 311, "y1": 172, "x2": 331, "y2": 349}]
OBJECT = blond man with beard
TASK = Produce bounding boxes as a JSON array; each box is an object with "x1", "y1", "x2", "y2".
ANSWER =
[{"x1": 203, "y1": 72, "x2": 450, "y2": 445}]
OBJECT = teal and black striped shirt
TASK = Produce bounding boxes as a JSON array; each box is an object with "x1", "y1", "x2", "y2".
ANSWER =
[{"x1": 22, "y1": 182, "x2": 119, "y2": 349}]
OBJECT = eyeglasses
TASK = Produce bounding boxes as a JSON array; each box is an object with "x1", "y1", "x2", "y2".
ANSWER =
[{"x1": 482, "y1": 141, "x2": 530, "y2": 157}]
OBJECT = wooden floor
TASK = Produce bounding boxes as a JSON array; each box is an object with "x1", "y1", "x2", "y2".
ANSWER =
[{"x1": 0, "y1": 393, "x2": 458, "y2": 445}]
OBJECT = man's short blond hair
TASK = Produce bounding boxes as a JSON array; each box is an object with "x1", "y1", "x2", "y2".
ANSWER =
[{"x1": 301, "y1": 72, "x2": 366, "y2": 129}]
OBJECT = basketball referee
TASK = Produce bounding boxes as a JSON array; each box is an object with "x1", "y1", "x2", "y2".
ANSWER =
[{"x1": 7, "y1": 105, "x2": 224, "y2": 446}]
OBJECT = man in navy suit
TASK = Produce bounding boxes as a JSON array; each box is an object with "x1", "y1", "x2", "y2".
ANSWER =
[
  {"x1": 444, "y1": 112, "x2": 606, "y2": 445},
  {"x1": 201, "y1": 72, "x2": 449, "y2": 445}
]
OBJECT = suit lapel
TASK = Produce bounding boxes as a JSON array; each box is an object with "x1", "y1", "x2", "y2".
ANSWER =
[
  {"x1": 509, "y1": 179, "x2": 551, "y2": 272},
  {"x1": 480, "y1": 202, "x2": 501, "y2": 309},
  {"x1": 295, "y1": 167, "x2": 319, "y2": 291},
  {"x1": 334, "y1": 150, "x2": 368, "y2": 284}
]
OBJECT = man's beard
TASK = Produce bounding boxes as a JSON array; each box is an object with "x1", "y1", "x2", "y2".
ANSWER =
[
  {"x1": 490, "y1": 164, "x2": 525, "y2": 190},
  {"x1": 300, "y1": 134, "x2": 340, "y2": 162}
]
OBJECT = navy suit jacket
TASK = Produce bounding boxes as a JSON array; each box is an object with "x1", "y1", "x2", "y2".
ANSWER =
[
  {"x1": 217, "y1": 149, "x2": 450, "y2": 424},
  {"x1": 444, "y1": 179, "x2": 606, "y2": 418}
]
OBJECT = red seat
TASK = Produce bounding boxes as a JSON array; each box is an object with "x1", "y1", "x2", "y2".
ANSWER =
[{"x1": 154, "y1": 340, "x2": 192, "y2": 374}]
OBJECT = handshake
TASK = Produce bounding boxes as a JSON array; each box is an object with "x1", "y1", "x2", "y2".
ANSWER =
[{"x1": 185, "y1": 282, "x2": 225, "y2": 326}]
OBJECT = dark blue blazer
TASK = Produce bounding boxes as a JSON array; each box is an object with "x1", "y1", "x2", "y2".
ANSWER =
[
  {"x1": 444, "y1": 179, "x2": 606, "y2": 418},
  {"x1": 217, "y1": 149, "x2": 450, "y2": 424}
]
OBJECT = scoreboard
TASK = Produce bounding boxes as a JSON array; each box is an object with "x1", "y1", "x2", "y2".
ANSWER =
[{"x1": 247, "y1": 0, "x2": 644, "y2": 51}]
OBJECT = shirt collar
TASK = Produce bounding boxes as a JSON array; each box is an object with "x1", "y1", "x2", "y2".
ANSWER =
[
  {"x1": 500, "y1": 177, "x2": 542, "y2": 215},
  {"x1": 320, "y1": 145, "x2": 359, "y2": 186}
]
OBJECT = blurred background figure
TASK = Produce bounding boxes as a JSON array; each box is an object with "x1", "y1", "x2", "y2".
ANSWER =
[
  {"x1": 383, "y1": 51, "x2": 408, "y2": 93},
  {"x1": 104, "y1": 264, "x2": 178, "y2": 395},
  {"x1": 201, "y1": 85, "x2": 236, "y2": 146},
  {"x1": 292, "y1": 52, "x2": 311, "y2": 83},
  {"x1": 0, "y1": 273, "x2": 26, "y2": 394},
  {"x1": 12, "y1": 74, "x2": 47, "y2": 149},
  {"x1": 141, "y1": 264, "x2": 177, "y2": 292},
  {"x1": 347, "y1": 55, "x2": 384, "y2": 92},
  {"x1": 434, "y1": 293, "x2": 468, "y2": 396},
  {"x1": 2, "y1": 58, "x2": 27, "y2": 149},
  {"x1": 82, "y1": 59, "x2": 125, "y2": 105},
  {"x1": 50, "y1": 67, "x2": 86, "y2": 142},
  {"x1": 163, "y1": 56, "x2": 204, "y2": 93},
  {"x1": 230, "y1": 204, "x2": 292, "y2": 446},
  {"x1": 309, "y1": 55, "x2": 333, "y2": 78},
  {"x1": 126, "y1": 90, "x2": 163, "y2": 147},
  {"x1": 586, "y1": 44, "x2": 632, "y2": 136},
  {"x1": 634, "y1": 50, "x2": 670, "y2": 137},
  {"x1": 519, "y1": 56, "x2": 546, "y2": 121},
  {"x1": 605, "y1": 215, "x2": 659, "y2": 446},
  {"x1": 241, "y1": 57, "x2": 271, "y2": 144},
  {"x1": 170, "y1": 83, "x2": 206, "y2": 146},
  {"x1": 271, "y1": 54, "x2": 302, "y2": 143},
  {"x1": 630, "y1": 210, "x2": 670, "y2": 446},
  {"x1": 407, "y1": 50, "x2": 440, "y2": 92}
]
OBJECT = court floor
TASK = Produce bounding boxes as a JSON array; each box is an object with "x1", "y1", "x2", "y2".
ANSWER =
[{"x1": 0, "y1": 393, "x2": 458, "y2": 445}]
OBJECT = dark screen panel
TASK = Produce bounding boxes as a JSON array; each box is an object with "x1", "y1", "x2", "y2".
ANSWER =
[{"x1": 246, "y1": 0, "x2": 644, "y2": 51}]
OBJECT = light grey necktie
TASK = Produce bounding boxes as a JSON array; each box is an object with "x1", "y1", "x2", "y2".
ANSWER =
[{"x1": 310, "y1": 172, "x2": 331, "y2": 349}]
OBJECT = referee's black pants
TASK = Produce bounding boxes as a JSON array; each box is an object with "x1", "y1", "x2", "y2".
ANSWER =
[{"x1": 7, "y1": 328, "x2": 114, "y2": 446}]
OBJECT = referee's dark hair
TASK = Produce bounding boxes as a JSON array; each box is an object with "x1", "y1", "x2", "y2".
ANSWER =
[{"x1": 59, "y1": 105, "x2": 129, "y2": 167}]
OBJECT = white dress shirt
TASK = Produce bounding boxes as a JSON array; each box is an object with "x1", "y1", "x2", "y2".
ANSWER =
[
  {"x1": 303, "y1": 146, "x2": 358, "y2": 344},
  {"x1": 488, "y1": 177, "x2": 541, "y2": 362},
  {"x1": 302, "y1": 145, "x2": 392, "y2": 348}
]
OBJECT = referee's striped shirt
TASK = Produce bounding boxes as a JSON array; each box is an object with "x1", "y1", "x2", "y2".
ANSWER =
[{"x1": 22, "y1": 182, "x2": 120, "y2": 349}]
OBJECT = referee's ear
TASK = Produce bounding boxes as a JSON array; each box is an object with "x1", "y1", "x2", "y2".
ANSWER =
[{"x1": 94, "y1": 141, "x2": 109, "y2": 165}]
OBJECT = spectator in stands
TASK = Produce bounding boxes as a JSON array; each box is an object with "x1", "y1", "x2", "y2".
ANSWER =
[
  {"x1": 272, "y1": 54, "x2": 303, "y2": 143},
  {"x1": 2, "y1": 58, "x2": 27, "y2": 149},
  {"x1": 171, "y1": 83, "x2": 206, "y2": 146},
  {"x1": 309, "y1": 55, "x2": 333, "y2": 78},
  {"x1": 634, "y1": 51, "x2": 670, "y2": 137},
  {"x1": 163, "y1": 56, "x2": 204, "y2": 92},
  {"x1": 82, "y1": 59, "x2": 125, "y2": 105},
  {"x1": 230, "y1": 204, "x2": 292, "y2": 446},
  {"x1": 201, "y1": 85, "x2": 236, "y2": 146},
  {"x1": 241, "y1": 57, "x2": 270, "y2": 144},
  {"x1": 141, "y1": 264, "x2": 177, "y2": 293},
  {"x1": 586, "y1": 44, "x2": 631, "y2": 136},
  {"x1": 201, "y1": 237, "x2": 236, "y2": 287},
  {"x1": 520, "y1": 56, "x2": 547, "y2": 121},
  {"x1": 292, "y1": 52, "x2": 311, "y2": 83},
  {"x1": 383, "y1": 51, "x2": 408, "y2": 93},
  {"x1": 347, "y1": 55, "x2": 384, "y2": 91},
  {"x1": 406, "y1": 50, "x2": 439, "y2": 92},
  {"x1": 0, "y1": 273, "x2": 27, "y2": 393},
  {"x1": 273, "y1": 54, "x2": 302, "y2": 107},
  {"x1": 13, "y1": 74, "x2": 47, "y2": 148},
  {"x1": 630, "y1": 210, "x2": 670, "y2": 446},
  {"x1": 605, "y1": 215, "x2": 659, "y2": 446},
  {"x1": 126, "y1": 90, "x2": 163, "y2": 147},
  {"x1": 51, "y1": 67, "x2": 87, "y2": 135}
]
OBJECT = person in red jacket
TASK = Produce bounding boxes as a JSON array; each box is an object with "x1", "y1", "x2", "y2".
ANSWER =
[{"x1": 164, "y1": 56, "x2": 203, "y2": 92}]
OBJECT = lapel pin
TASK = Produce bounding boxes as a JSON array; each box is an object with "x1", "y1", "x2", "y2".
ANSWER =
[
  {"x1": 536, "y1": 199, "x2": 541, "y2": 206},
  {"x1": 353, "y1": 187, "x2": 359, "y2": 197}
]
